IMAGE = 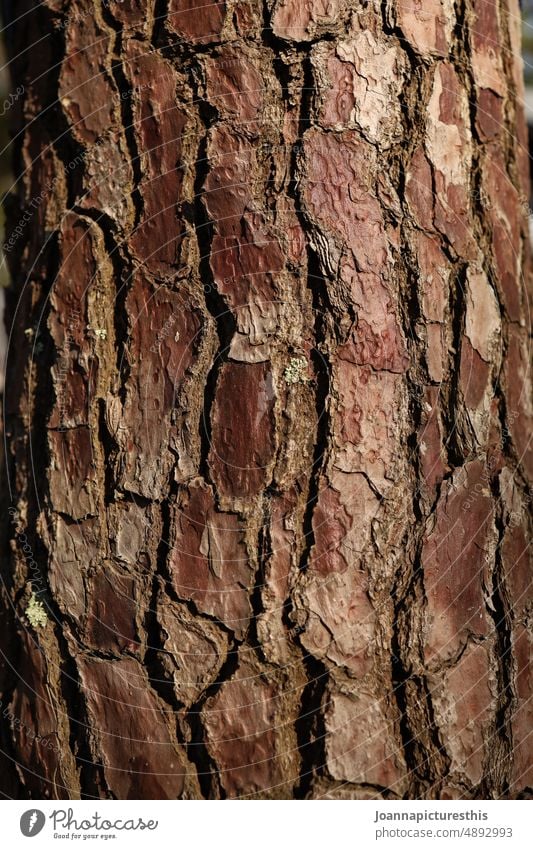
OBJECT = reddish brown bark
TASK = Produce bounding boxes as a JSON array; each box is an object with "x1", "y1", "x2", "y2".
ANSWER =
[{"x1": 0, "y1": 0, "x2": 531, "y2": 799}]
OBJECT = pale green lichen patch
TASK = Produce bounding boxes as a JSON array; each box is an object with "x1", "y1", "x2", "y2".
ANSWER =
[
  {"x1": 88, "y1": 325, "x2": 108, "y2": 340},
  {"x1": 26, "y1": 593, "x2": 48, "y2": 628},
  {"x1": 284, "y1": 357, "x2": 308, "y2": 384}
]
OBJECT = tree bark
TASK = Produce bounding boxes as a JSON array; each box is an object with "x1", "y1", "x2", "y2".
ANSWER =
[{"x1": 0, "y1": 0, "x2": 531, "y2": 800}]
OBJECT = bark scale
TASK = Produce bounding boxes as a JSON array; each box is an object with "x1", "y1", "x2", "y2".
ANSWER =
[{"x1": 0, "y1": 0, "x2": 531, "y2": 799}]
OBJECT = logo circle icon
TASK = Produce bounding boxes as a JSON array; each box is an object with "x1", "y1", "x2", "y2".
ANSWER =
[{"x1": 20, "y1": 810, "x2": 46, "y2": 837}]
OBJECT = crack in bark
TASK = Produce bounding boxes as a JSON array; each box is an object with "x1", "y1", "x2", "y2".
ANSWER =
[
  {"x1": 481, "y1": 478, "x2": 515, "y2": 797},
  {"x1": 191, "y1": 133, "x2": 236, "y2": 486},
  {"x1": 55, "y1": 636, "x2": 109, "y2": 800},
  {"x1": 152, "y1": 0, "x2": 169, "y2": 46},
  {"x1": 100, "y1": 2, "x2": 144, "y2": 231},
  {"x1": 70, "y1": 204, "x2": 133, "y2": 403},
  {"x1": 184, "y1": 642, "x2": 241, "y2": 800},
  {"x1": 294, "y1": 654, "x2": 328, "y2": 798},
  {"x1": 443, "y1": 262, "x2": 470, "y2": 466},
  {"x1": 390, "y1": 544, "x2": 452, "y2": 797},
  {"x1": 247, "y1": 494, "x2": 271, "y2": 659}
]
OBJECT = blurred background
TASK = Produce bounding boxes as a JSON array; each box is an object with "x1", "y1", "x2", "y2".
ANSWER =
[
  {"x1": 0, "y1": 36, "x2": 10, "y2": 392},
  {"x1": 523, "y1": 0, "x2": 533, "y2": 84}
]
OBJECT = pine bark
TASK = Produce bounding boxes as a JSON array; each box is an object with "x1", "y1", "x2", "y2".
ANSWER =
[{"x1": 0, "y1": 0, "x2": 531, "y2": 800}]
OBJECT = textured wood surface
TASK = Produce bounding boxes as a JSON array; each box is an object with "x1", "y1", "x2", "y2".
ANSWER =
[{"x1": 0, "y1": 0, "x2": 531, "y2": 799}]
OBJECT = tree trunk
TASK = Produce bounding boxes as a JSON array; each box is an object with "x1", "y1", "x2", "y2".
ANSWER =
[{"x1": 0, "y1": 0, "x2": 531, "y2": 800}]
